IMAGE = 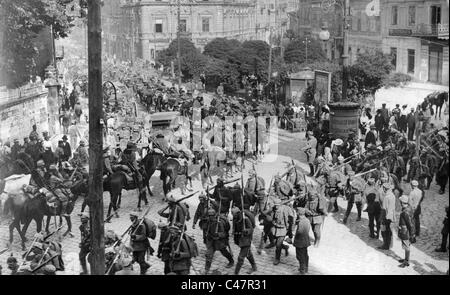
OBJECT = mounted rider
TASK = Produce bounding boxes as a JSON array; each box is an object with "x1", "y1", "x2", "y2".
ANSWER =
[
  {"x1": 121, "y1": 141, "x2": 145, "y2": 199},
  {"x1": 47, "y1": 164, "x2": 70, "y2": 217}
]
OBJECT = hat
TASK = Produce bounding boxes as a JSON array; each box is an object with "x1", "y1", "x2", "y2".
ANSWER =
[
  {"x1": 198, "y1": 193, "x2": 207, "y2": 200},
  {"x1": 347, "y1": 171, "x2": 355, "y2": 176},
  {"x1": 382, "y1": 182, "x2": 392, "y2": 189},
  {"x1": 7, "y1": 255, "x2": 17, "y2": 264},
  {"x1": 297, "y1": 207, "x2": 306, "y2": 216},
  {"x1": 207, "y1": 208, "x2": 216, "y2": 216},
  {"x1": 49, "y1": 164, "x2": 57, "y2": 170},
  {"x1": 120, "y1": 256, "x2": 133, "y2": 267},
  {"x1": 216, "y1": 177, "x2": 224, "y2": 184},
  {"x1": 398, "y1": 195, "x2": 409, "y2": 204},
  {"x1": 62, "y1": 135, "x2": 68, "y2": 140},
  {"x1": 42, "y1": 264, "x2": 56, "y2": 275},
  {"x1": 334, "y1": 139, "x2": 343, "y2": 146},
  {"x1": 411, "y1": 180, "x2": 419, "y2": 186},
  {"x1": 337, "y1": 155, "x2": 344, "y2": 161},
  {"x1": 368, "y1": 178, "x2": 375, "y2": 184},
  {"x1": 36, "y1": 160, "x2": 45, "y2": 167},
  {"x1": 105, "y1": 247, "x2": 115, "y2": 254},
  {"x1": 230, "y1": 206, "x2": 241, "y2": 215},
  {"x1": 307, "y1": 131, "x2": 314, "y2": 136},
  {"x1": 317, "y1": 156, "x2": 324, "y2": 162}
]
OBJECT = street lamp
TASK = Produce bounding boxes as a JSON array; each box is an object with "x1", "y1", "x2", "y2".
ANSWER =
[{"x1": 302, "y1": 37, "x2": 311, "y2": 64}]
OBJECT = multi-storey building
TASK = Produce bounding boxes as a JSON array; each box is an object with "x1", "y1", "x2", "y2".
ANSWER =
[
  {"x1": 102, "y1": 0, "x2": 260, "y2": 64},
  {"x1": 382, "y1": 0, "x2": 449, "y2": 85},
  {"x1": 288, "y1": 0, "x2": 449, "y2": 85}
]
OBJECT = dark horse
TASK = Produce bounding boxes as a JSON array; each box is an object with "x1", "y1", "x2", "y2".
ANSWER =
[
  {"x1": 428, "y1": 91, "x2": 449, "y2": 119},
  {"x1": 2, "y1": 190, "x2": 78, "y2": 250},
  {"x1": 141, "y1": 153, "x2": 191, "y2": 197},
  {"x1": 103, "y1": 170, "x2": 148, "y2": 222}
]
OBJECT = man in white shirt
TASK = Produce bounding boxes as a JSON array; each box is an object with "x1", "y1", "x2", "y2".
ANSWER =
[
  {"x1": 408, "y1": 180, "x2": 423, "y2": 236},
  {"x1": 379, "y1": 182, "x2": 396, "y2": 250}
]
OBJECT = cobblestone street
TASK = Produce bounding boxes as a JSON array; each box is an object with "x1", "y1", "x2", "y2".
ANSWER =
[{"x1": 1, "y1": 120, "x2": 448, "y2": 275}]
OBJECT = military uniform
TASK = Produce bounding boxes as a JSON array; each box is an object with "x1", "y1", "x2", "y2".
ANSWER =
[
  {"x1": 304, "y1": 191, "x2": 326, "y2": 247},
  {"x1": 129, "y1": 216, "x2": 151, "y2": 275},
  {"x1": 245, "y1": 174, "x2": 266, "y2": 214},
  {"x1": 270, "y1": 178, "x2": 293, "y2": 201},
  {"x1": 212, "y1": 182, "x2": 233, "y2": 214},
  {"x1": 269, "y1": 201, "x2": 294, "y2": 264},
  {"x1": 193, "y1": 195, "x2": 216, "y2": 243},
  {"x1": 232, "y1": 208, "x2": 257, "y2": 275},
  {"x1": 303, "y1": 132, "x2": 317, "y2": 176},
  {"x1": 364, "y1": 180, "x2": 381, "y2": 238},
  {"x1": 159, "y1": 226, "x2": 192, "y2": 275},
  {"x1": 343, "y1": 179, "x2": 364, "y2": 224},
  {"x1": 79, "y1": 215, "x2": 91, "y2": 275},
  {"x1": 204, "y1": 209, "x2": 234, "y2": 274}
]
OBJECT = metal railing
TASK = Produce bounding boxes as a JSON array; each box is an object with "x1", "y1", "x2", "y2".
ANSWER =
[
  {"x1": 438, "y1": 23, "x2": 449, "y2": 39},
  {"x1": 412, "y1": 23, "x2": 439, "y2": 36}
]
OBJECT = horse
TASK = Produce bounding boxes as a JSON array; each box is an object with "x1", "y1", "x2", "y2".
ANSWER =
[
  {"x1": 3, "y1": 189, "x2": 78, "y2": 250},
  {"x1": 428, "y1": 91, "x2": 449, "y2": 120},
  {"x1": 103, "y1": 170, "x2": 148, "y2": 222}
]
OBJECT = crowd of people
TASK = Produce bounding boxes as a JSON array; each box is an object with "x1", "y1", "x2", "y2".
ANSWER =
[{"x1": 0, "y1": 58, "x2": 448, "y2": 275}]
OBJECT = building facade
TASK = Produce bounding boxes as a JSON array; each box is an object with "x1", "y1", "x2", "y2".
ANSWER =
[
  {"x1": 103, "y1": 0, "x2": 259, "y2": 64},
  {"x1": 288, "y1": 0, "x2": 449, "y2": 85},
  {"x1": 381, "y1": 0, "x2": 449, "y2": 85},
  {"x1": 102, "y1": 0, "x2": 297, "y2": 64}
]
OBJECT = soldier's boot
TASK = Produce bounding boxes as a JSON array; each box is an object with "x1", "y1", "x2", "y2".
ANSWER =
[
  {"x1": 204, "y1": 260, "x2": 212, "y2": 275},
  {"x1": 356, "y1": 203, "x2": 362, "y2": 221},
  {"x1": 234, "y1": 259, "x2": 244, "y2": 275},
  {"x1": 308, "y1": 164, "x2": 314, "y2": 177},
  {"x1": 80, "y1": 262, "x2": 88, "y2": 275},
  {"x1": 399, "y1": 250, "x2": 410, "y2": 268},
  {"x1": 61, "y1": 201, "x2": 69, "y2": 217},
  {"x1": 257, "y1": 236, "x2": 264, "y2": 254},
  {"x1": 342, "y1": 216, "x2": 348, "y2": 224},
  {"x1": 247, "y1": 253, "x2": 257, "y2": 274},
  {"x1": 283, "y1": 244, "x2": 289, "y2": 256},
  {"x1": 274, "y1": 248, "x2": 281, "y2": 265}
]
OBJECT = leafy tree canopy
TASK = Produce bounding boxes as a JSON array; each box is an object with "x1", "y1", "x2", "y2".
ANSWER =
[
  {"x1": 284, "y1": 37, "x2": 326, "y2": 64},
  {"x1": 0, "y1": 0, "x2": 77, "y2": 88},
  {"x1": 203, "y1": 38, "x2": 241, "y2": 60}
]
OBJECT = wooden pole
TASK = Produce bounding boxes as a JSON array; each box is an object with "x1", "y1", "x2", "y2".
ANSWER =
[
  {"x1": 268, "y1": 28, "x2": 272, "y2": 84},
  {"x1": 341, "y1": 0, "x2": 350, "y2": 102},
  {"x1": 177, "y1": 0, "x2": 182, "y2": 88},
  {"x1": 87, "y1": 0, "x2": 105, "y2": 275}
]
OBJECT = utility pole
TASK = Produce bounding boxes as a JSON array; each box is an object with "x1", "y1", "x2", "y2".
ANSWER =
[
  {"x1": 341, "y1": 0, "x2": 350, "y2": 102},
  {"x1": 268, "y1": 28, "x2": 272, "y2": 83},
  {"x1": 130, "y1": 8, "x2": 134, "y2": 66},
  {"x1": 302, "y1": 36, "x2": 311, "y2": 64},
  {"x1": 87, "y1": 0, "x2": 105, "y2": 275},
  {"x1": 177, "y1": 0, "x2": 182, "y2": 88}
]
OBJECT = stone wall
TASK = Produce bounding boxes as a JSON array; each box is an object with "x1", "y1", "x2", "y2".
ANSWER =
[{"x1": 0, "y1": 82, "x2": 49, "y2": 143}]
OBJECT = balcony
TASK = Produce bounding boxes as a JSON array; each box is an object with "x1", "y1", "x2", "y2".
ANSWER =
[
  {"x1": 412, "y1": 23, "x2": 438, "y2": 37},
  {"x1": 438, "y1": 23, "x2": 449, "y2": 40}
]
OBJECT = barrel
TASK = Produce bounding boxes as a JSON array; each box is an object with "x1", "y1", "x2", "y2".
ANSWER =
[{"x1": 328, "y1": 102, "x2": 360, "y2": 139}]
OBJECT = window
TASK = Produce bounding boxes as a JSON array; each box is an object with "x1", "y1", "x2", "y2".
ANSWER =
[
  {"x1": 155, "y1": 19, "x2": 163, "y2": 33},
  {"x1": 391, "y1": 6, "x2": 398, "y2": 25},
  {"x1": 151, "y1": 49, "x2": 155, "y2": 59},
  {"x1": 390, "y1": 47, "x2": 397, "y2": 70},
  {"x1": 408, "y1": 6, "x2": 416, "y2": 26},
  {"x1": 202, "y1": 18, "x2": 210, "y2": 32},
  {"x1": 357, "y1": 16, "x2": 361, "y2": 31},
  {"x1": 430, "y1": 5, "x2": 441, "y2": 25},
  {"x1": 407, "y1": 49, "x2": 415, "y2": 73},
  {"x1": 179, "y1": 19, "x2": 187, "y2": 32}
]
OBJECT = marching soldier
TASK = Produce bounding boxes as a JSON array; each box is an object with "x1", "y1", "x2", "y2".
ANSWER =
[
  {"x1": 304, "y1": 190, "x2": 327, "y2": 247},
  {"x1": 270, "y1": 175, "x2": 293, "y2": 201},
  {"x1": 211, "y1": 178, "x2": 233, "y2": 214},
  {"x1": 231, "y1": 207, "x2": 257, "y2": 274},
  {"x1": 203, "y1": 208, "x2": 234, "y2": 274},
  {"x1": 129, "y1": 211, "x2": 151, "y2": 275},
  {"x1": 302, "y1": 131, "x2": 317, "y2": 176},
  {"x1": 343, "y1": 171, "x2": 364, "y2": 224},
  {"x1": 269, "y1": 199, "x2": 294, "y2": 265},
  {"x1": 158, "y1": 193, "x2": 190, "y2": 226},
  {"x1": 79, "y1": 212, "x2": 91, "y2": 275},
  {"x1": 159, "y1": 223, "x2": 193, "y2": 275},
  {"x1": 193, "y1": 192, "x2": 216, "y2": 243},
  {"x1": 245, "y1": 169, "x2": 266, "y2": 215},
  {"x1": 293, "y1": 207, "x2": 311, "y2": 274}
]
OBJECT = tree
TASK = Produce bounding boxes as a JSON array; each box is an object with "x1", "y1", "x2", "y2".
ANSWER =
[
  {"x1": 156, "y1": 37, "x2": 206, "y2": 81},
  {"x1": 241, "y1": 40, "x2": 271, "y2": 63},
  {"x1": 203, "y1": 57, "x2": 240, "y2": 92},
  {"x1": 284, "y1": 37, "x2": 326, "y2": 65},
  {"x1": 346, "y1": 50, "x2": 394, "y2": 101},
  {"x1": 203, "y1": 38, "x2": 241, "y2": 60},
  {"x1": 0, "y1": 0, "x2": 77, "y2": 88}
]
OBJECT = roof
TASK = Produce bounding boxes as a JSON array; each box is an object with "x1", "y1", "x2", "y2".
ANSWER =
[
  {"x1": 289, "y1": 70, "x2": 315, "y2": 80},
  {"x1": 149, "y1": 111, "x2": 180, "y2": 123}
]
